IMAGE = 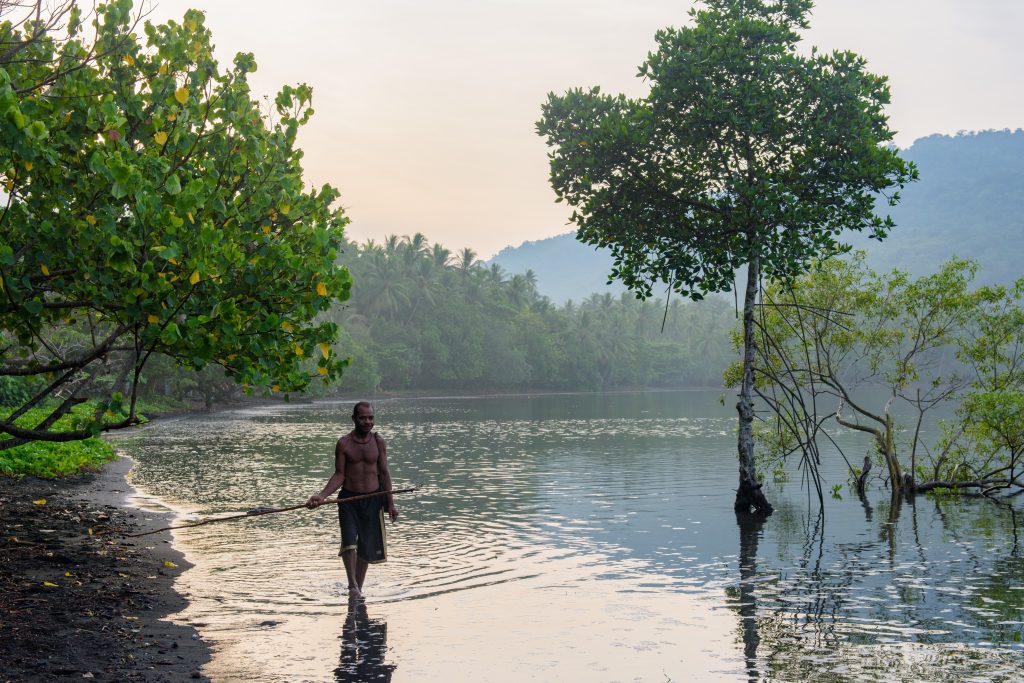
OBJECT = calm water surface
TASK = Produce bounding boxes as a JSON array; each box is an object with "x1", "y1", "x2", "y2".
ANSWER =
[{"x1": 115, "y1": 391, "x2": 1024, "y2": 682}]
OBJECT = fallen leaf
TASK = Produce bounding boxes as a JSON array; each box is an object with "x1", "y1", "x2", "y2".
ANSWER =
[
  {"x1": 42, "y1": 581, "x2": 58, "y2": 587},
  {"x1": 163, "y1": 560, "x2": 178, "y2": 568},
  {"x1": 32, "y1": 499, "x2": 46, "y2": 505}
]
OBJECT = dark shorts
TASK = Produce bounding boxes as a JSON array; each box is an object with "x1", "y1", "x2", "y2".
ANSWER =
[{"x1": 338, "y1": 488, "x2": 387, "y2": 564}]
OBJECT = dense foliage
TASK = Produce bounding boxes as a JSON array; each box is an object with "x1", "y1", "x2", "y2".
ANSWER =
[
  {"x1": 0, "y1": 2, "x2": 350, "y2": 449},
  {"x1": 325, "y1": 234, "x2": 739, "y2": 394},
  {"x1": 536, "y1": 0, "x2": 915, "y2": 513}
]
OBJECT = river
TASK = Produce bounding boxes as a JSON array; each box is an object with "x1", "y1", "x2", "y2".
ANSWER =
[{"x1": 114, "y1": 391, "x2": 1024, "y2": 682}]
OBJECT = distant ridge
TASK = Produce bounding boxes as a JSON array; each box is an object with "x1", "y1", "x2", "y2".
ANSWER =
[
  {"x1": 491, "y1": 129, "x2": 1024, "y2": 303},
  {"x1": 489, "y1": 234, "x2": 624, "y2": 304}
]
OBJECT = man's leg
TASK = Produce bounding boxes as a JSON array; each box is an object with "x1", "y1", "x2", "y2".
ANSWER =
[
  {"x1": 341, "y1": 549, "x2": 363, "y2": 598},
  {"x1": 355, "y1": 556, "x2": 369, "y2": 590}
]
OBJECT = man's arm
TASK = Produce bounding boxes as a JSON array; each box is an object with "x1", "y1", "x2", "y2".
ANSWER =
[
  {"x1": 376, "y1": 434, "x2": 399, "y2": 521},
  {"x1": 306, "y1": 438, "x2": 347, "y2": 508}
]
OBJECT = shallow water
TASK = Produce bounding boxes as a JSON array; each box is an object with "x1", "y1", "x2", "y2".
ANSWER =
[{"x1": 116, "y1": 391, "x2": 1024, "y2": 682}]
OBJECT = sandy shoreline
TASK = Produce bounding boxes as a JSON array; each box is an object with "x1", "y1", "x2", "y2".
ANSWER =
[{"x1": 0, "y1": 456, "x2": 212, "y2": 682}]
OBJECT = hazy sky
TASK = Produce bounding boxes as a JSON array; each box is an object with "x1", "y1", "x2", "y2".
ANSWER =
[{"x1": 147, "y1": 0, "x2": 1024, "y2": 258}]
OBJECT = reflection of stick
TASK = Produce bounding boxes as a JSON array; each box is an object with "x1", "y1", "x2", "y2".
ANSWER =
[{"x1": 126, "y1": 487, "x2": 419, "y2": 538}]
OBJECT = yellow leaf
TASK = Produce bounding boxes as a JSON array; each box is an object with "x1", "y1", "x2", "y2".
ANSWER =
[
  {"x1": 294, "y1": 344, "x2": 304, "y2": 357},
  {"x1": 85, "y1": 214, "x2": 97, "y2": 225},
  {"x1": 317, "y1": 366, "x2": 328, "y2": 376},
  {"x1": 158, "y1": 63, "x2": 168, "y2": 75},
  {"x1": 167, "y1": 112, "x2": 176, "y2": 122},
  {"x1": 185, "y1": 18, "x2": 197, "y2": 32},
  {"x1": 163, "y1": 560, "x2": 178, "y2": 568},
  {"x1": 167, "y1": 257, "x2": 178, "y2": 265},
  {"x1": 189, "y1": 270, "x2": 200, "y2": 285},
  {"x1": 148, "y1": 314, "x2": 160, "y2": 324},
  {"x1": 316, "y1": 282, "x2": 327, "y2": 297},
  {"x1": 40, "y1": 264, "x2": 49, "y2": 276},
  {"x1": 187, "y1": 212, "x2": 194, "y2": 223},
  {"x1": 32, "y1": 499, "x2": 46, "y2": 505},
  {"x1": 278, "y1": 203, "x2": 290, "y2": 216},
  {"x1": 174, "y1": 87, "x2": 188, "y2": 105},
  {"x1": 280, "y1": 321, "x2": 294, "y2": 332},
  {"x1": 123, "y1": 55, "x2": 134, "y2": 66},
  {"x1": 153, "y1": 131, "x2": 168, "y2": 145},
  {"x1": 64, "y1": 571, "x2": 71, "y2": 577},
  {"x1": 42, "y1": 581, "x2": 58, "y2": 587},
  {"x1": 271, "y1": 384, "x2": 280, "y2": 392},
  {"x1": 261, "y1": 225, "x2": 271, "y2": 235},
  {"x1": 319, "y1": 343, "x2": 330, "y2": 359},
  {"x1": 23, "y1": 161, "x2": 32, "y2": 171}
]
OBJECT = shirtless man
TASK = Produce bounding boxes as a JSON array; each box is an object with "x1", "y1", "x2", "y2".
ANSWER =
[{"x1": 307, "y1": 402, "x2": 398, "y2": 599}]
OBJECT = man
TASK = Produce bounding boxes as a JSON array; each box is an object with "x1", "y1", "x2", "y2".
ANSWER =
[{"x1": 307, "y1": 401, "x2": 399, "y2": 599}]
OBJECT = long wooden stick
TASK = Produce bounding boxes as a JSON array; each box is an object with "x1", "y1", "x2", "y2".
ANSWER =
[{"x1": 126, "y1": 487, "x2": 419, "y2": 538}]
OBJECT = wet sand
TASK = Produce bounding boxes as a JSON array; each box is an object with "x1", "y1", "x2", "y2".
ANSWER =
[{"x1": 0, "y1": 457, "x2": 211, "y2": 682}]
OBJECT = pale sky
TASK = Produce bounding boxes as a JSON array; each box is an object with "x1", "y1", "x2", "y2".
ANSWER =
[{"x1": 147, "y1": 0, "x2": 1024, "y2": 258}]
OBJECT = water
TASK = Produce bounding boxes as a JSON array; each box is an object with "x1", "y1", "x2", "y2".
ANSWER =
[{"x1": 114, "y1": 391, "x2": 1024, "y2": 682}]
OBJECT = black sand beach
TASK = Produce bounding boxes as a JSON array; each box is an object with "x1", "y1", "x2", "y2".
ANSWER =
[{"x1": 0, "y1": 457, "x2": 212, "y2": 682}]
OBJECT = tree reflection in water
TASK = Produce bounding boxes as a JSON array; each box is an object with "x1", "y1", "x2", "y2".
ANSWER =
[
  {"x1": 334, "y1": 601, "x2": 396, "y2": 682},
  {"x1": 728, "y1": 492, "x2": 1024, "y2": 681},
  {"x1": 734, "y1": 510, "x2": 769, "y2": 682}
]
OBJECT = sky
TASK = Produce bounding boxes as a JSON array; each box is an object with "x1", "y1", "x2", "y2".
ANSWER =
[{"x1": 146, "y1": 0, "x2": 1024, "y2": 258}]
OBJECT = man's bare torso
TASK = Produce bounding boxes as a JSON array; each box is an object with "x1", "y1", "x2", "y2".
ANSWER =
[{"x1": 339, "y1": 432, "x2": 383, "y2": 494}]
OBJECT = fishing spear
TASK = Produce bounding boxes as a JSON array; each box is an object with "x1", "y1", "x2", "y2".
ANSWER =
[{"x1": 126, "y1": 486, "x2": 419, "y2": 538}]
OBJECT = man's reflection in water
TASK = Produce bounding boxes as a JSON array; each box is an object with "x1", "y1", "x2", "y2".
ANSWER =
[{"x1": 334, "y1": 600, "x2": 396, "y2": 682}]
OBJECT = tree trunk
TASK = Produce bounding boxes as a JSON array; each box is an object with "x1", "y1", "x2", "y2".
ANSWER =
[{"x1": 736, "y1": 255, "x2": 774, "y2": 514}]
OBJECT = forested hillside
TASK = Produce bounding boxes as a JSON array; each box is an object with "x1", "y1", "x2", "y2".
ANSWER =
[
  {"x1": 494, "y1": 130, "x2": 1024, "y2": 301},
  {"x1": 849, "y1": 129, "x2": 1024, "y2": 281},
  {"x1": 325, "y1": 236, "x2": 737, "y2": 393}
]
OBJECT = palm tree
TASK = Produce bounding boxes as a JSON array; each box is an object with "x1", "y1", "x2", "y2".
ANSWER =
[{"x1": 456, "y1": 247, "x2": 478, "y2": 279}]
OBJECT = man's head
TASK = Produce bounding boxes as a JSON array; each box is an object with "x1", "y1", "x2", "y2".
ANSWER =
[{"x1": 352, "y1": 401, "x2": 374, "y2": 435}]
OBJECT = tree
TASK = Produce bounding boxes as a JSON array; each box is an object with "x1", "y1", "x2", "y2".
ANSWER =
[
  {"x1": 744, "y1": 256, "x2": 1024, "y2": 499},
  {"x1": 736, "y1": 255, "x2": 978, "y2": 499},
  {"x1": 536, "y1": 0, "x2": 915, "y2": 513},
  {"x1": 0, "y1": 2, "x2": 350, "y2": 448}
]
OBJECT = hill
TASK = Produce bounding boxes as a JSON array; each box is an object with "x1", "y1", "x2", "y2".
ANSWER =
[
  {"x1": 488, "y1": 234, "x2": 628, "y2": 304},
  {"x1": 492, "y1": 129, "x2": 1024, "y2": 302}
]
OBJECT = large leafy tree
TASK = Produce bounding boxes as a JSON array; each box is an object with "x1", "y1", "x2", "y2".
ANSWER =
[
  {"x1": 0, "y1": 1, "x2": 350, "y2": 448},
  {"x1": 536, "y1": 0, "x2": 915, "y2": 513}
]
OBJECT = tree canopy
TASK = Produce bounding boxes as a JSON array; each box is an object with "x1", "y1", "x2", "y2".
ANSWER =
[
  {"x1": 537, "y1": 0, "x2": 916, "y2": 513},
  {"x1": 0, "y1": 1, "x2": 350, "y2": 448}
]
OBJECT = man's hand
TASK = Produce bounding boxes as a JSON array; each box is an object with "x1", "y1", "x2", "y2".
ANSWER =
[
  {"x1": 306, "y1": 495, "x2": 325, "y2": 509},
  {"x1": 388, "y1": 504, "x2": 399, "y2": 522}
]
